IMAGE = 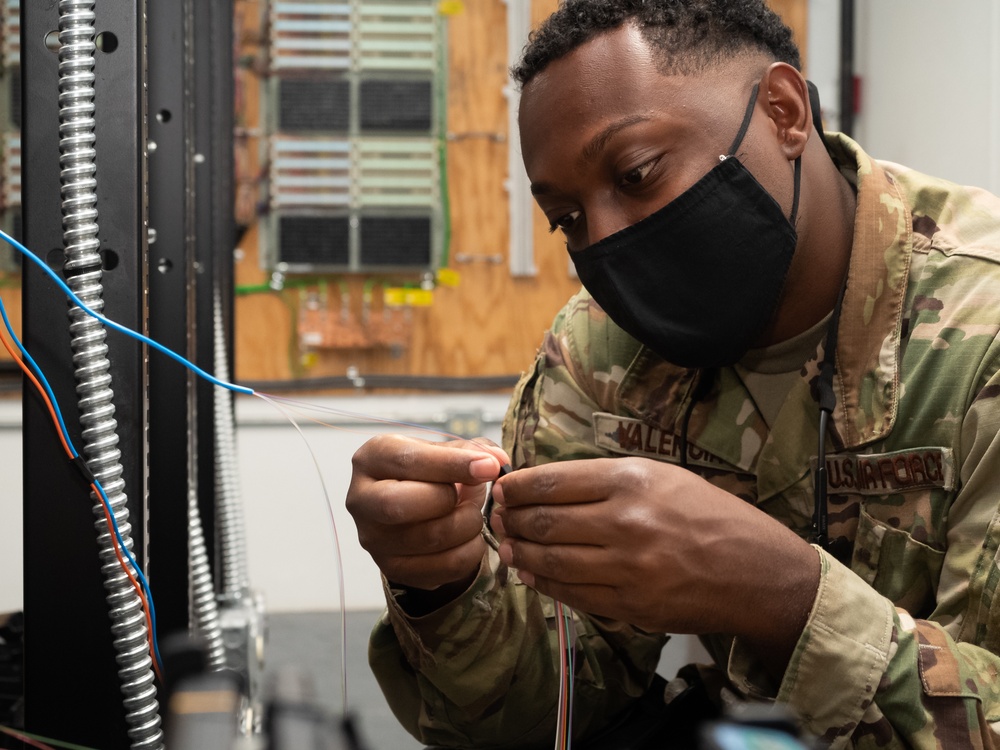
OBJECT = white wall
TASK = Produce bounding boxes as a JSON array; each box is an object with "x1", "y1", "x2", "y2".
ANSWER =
[
  {"x1": 0, "y1": 399, "x2": 21, "y2": 613},
  {"x1": 806, "y1": 0, "x2": 843, "y2": 130},
  {"x1": 853, "y1": 0, "x2": 1000, "y2": 194}
]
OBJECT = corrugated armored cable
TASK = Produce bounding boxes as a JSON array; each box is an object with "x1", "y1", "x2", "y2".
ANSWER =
[
  {"x1": 188, "y1": 488, "x2": 227, "y2": 670},
  {"x1": 213, "y1": 287, "x2": 251, "y2": 603},
  {"x1": 57, "y1": 2, "x2": 163, "y2": 747}
]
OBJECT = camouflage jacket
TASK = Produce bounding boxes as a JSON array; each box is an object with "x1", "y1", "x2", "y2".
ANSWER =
[{"x1": 369, "y1": 134, "x2": 1000, "y2": 749}]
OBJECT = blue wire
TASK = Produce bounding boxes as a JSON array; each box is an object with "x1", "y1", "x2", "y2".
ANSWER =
[
  {"x1": 0, "y1": 293, "x2": 165, "y2": 675},
  {"x1": 0, "y1": 228, "x2": 254, "y2": 396}
]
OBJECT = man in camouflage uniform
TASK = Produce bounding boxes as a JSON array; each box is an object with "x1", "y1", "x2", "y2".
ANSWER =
[{"x1": 347, "y1": 1, "x2": 1000, "y2": 747}]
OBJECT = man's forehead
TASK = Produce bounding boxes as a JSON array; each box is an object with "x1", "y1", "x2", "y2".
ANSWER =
[
  {"x1": 521, "y1": 23, "x2": 658, "y2": 100},
  {"x1": 520, "y1": 23, "x2": 758, "y2": 121}
]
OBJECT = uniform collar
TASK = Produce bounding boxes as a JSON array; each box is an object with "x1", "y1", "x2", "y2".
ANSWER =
[{"x1": 824, "y1": 132, "x2": 912, "y2": 449}]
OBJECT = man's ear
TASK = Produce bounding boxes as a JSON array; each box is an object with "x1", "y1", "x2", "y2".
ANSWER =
[{"x1": 760, "y1": 62, "x2": 811, "y2": 162}]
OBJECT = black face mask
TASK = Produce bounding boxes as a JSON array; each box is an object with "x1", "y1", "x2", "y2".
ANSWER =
[{"x1": 571, "y1": 83, "x2": 801, "y2": 369}]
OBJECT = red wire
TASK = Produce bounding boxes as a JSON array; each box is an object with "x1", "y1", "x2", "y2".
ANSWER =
[
  {"x1": 0, "y1": 726, "x2": 57, "y2": 750},
  {"x1": 0, "y1": 325, "x2": 163, "y2": 683}
]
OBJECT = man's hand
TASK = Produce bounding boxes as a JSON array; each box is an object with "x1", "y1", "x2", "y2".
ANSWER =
[
  {"x1": 490, "y1": 457, "x2": 820, "y2": 674},
  {"x1": 347, "y1": 434, "x2": 509, "y2": 607}
]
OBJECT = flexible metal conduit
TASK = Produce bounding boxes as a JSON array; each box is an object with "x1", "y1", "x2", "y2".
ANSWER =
[
  {"x1": 58, "y1": 2, "x2": 163, "y2": 747},
  {"x1": 213, "y1": 288, "x2": 252, "y2": 603},
  {"x1": 188, "y1": 488, "x2": 227, "y2": 670}
]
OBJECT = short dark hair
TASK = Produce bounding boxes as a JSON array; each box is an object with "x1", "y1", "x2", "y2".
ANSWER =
[{"x1": 512, "y1": 0, "x2": 801, "y2": 88}]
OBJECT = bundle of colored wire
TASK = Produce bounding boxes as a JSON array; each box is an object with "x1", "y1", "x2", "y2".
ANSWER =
[
  {"x1": 0, "y1": 725, "x2": 99, "y2": 750},
  {"x1": 0, "y1": 725, "x2": 55, "y2": 750},
  {"x1": 0, "y1": 296, "x2": 164, "y2": 682},
  {"x1": 255, "y1": 393, "x2": 468, "y2": 442},
  {"x1": 554, "y1": 600, "x2": 575, "y2": 750}
]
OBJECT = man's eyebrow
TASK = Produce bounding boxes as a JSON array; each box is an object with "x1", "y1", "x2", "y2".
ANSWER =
[
  {"x1": 530, "y1": 114, "x2": 655, "y2": 197},
  {"x1": 579, "y1": 114, "x2": 654, "y2": 164}
]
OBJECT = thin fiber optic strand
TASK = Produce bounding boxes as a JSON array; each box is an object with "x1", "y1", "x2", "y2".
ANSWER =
[
  {"x1": 256, "y1": 393, "x2": 468, "y2": 441},
  {"x1": 254, "y1": 392, "x2": 350, "y2": 716}
]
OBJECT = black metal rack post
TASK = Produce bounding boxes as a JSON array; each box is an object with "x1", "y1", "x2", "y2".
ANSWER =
[
  {"x1": 193, "y1": 0, "x2": 237, "y2": 594},
  {"x1": 21, "y1": 1, "x2": 148, "y2": 746},
  {"x1": 146, "y1": 0, "x2": 199, "y2": 642}
]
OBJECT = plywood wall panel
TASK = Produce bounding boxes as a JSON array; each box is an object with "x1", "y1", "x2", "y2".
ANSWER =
[{"x1": 233, "y1": 0, "x2": 807, "y2": 387}]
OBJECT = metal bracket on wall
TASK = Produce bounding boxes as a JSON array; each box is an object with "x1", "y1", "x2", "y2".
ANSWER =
[{"x1": 503, "y1": 0, "x2": 536, "y2": 278}]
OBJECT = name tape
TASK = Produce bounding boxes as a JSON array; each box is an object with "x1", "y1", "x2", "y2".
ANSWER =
[{"x1": 593, "y1": 413, "x2": 730, "y2": 470}]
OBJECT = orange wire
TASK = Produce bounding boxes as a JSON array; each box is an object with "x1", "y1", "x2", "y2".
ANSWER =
[{"x1": 0, "y1": 325, "x2": 163, "y2": 683}]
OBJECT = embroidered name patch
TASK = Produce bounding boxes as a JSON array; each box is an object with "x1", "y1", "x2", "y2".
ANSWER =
[
  {"x1": 593, "y1": 413, "x2": 730, "y2": 470},
  {"x1": 820, "y1": 447, "x2": 954, "y2": 495}
]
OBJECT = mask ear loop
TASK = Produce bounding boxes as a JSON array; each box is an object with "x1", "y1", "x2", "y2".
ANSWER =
[
  {"x1": 789, "y1": 156, "x2": 802, "y2": 225},
  {"x1": 806, "y1": 79, "x2": 844, "y2": 170},
  {"x1": 724, "y1": 82, "x2": 803, "y2": 228},
  {"x1": 724, "y1": 83, "x2": 761, "y2": 158}
]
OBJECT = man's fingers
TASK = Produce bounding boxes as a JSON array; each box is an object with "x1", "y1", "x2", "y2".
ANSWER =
[
  {"x1": 492, "y1": 501, "x2": 611, "y2": 546},
  {"x1": 357, "y1": 478, "x2": 462, "y2": 525},
  {"x1": 498, "y1": 538, "x2": 614, "y2": 586},
  {"x1": 491, "y1": 458, "x2": 624, "y2": 508},
  {"x1": 361, "y1": 502, "x2": 485, "y2": 555},
  {"x1": 381, "y1": 536, "x2": 487, "y2": 590},
  {"x1": 353, "y1": 434, "x2": 508, "y2": 484}
]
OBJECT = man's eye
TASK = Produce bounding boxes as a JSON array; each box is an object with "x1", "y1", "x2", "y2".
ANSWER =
[
  {"x1": 548, "y1": 210, "x2": 581, "y2": 234},
  {"x1": 620, "y1": 159, "x2": 658, "y2": 187}
]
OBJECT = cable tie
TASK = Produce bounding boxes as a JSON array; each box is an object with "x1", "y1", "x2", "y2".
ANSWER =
[{"x1": 71, "y1": 455, "x2": 96, "y2": 484}]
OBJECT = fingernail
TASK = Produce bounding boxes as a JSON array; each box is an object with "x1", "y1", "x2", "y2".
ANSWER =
[
  {"x1": 490, "y1": 482, "x2": 504, "y2": 506},
  {"x1": 498, "y1": 541, "x2": 513, "y2": 566},
  {"x1": 470, "y1": 456, "x2": 497, "y2": 480}
]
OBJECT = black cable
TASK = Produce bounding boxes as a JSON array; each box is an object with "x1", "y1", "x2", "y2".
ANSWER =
[
  {"x1": 679, "y1": 369, "x2": 717, "y2": 471},
  {"x1": 813, "y1": 284, "x2": 848, "y2": 550},
  {"x1": 839, "y1": 0, "x2": 856, "y2": 137}
]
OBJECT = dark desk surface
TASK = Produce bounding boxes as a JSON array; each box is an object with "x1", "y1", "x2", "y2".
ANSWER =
[{"x1": 267, "y1": 610, "x2": 423, "y2": 749}]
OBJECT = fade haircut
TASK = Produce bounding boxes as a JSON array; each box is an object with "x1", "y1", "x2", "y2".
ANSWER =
[{"x1": 512, "y1": 0, "x2": 800, "y2": 89}]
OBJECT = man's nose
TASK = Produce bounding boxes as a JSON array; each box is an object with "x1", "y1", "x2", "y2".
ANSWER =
[{"x1": 584, "y1": 207, "x2": 632, "y2": 248}]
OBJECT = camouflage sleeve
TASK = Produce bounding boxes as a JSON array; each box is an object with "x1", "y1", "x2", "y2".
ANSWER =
[
  {"x1": 367, "y1": 294, "x2": 665, "y2": 748},
  {"x1": 738, "y1": 355, "x2": 1000, "y2": 749}
]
